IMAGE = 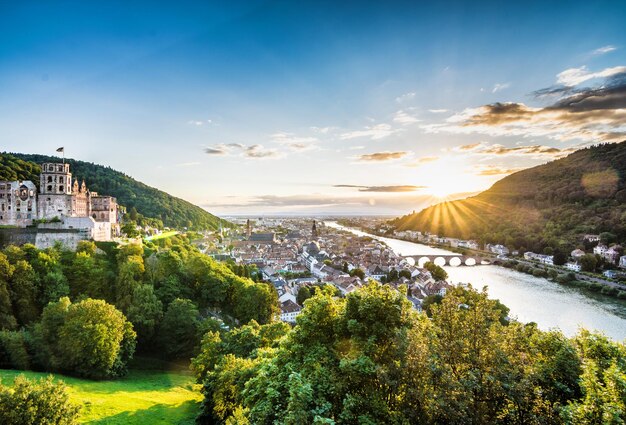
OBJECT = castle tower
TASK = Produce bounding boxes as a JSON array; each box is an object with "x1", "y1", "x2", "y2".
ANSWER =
[{"x1": 40, "y1": 163, "x2": 72, "y2": 195}]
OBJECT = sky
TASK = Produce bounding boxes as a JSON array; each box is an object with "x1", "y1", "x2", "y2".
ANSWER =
[{"x1": 1, "y1": 0, "x2": 625, "y2": 216}]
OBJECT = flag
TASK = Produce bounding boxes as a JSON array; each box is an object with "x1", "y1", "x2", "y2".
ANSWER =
[{"x1": 56, "y1": 147, "x2": 64, "y2": 152}]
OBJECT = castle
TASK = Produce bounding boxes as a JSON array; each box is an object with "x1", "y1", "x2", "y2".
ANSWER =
[{"x1": 0, "y1": 162, "x2": 119, "y2": 244}]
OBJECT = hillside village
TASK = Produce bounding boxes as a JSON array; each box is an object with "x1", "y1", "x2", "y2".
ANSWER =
[{"x1": 205, "y1": 218, "x2": 452, "y2": 323}]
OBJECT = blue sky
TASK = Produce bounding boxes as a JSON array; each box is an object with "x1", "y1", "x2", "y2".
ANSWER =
[{"x1": 1, "y1": 1, "x2": 625, "y2": 215}]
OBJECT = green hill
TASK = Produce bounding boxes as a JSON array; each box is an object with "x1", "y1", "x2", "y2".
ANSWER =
[
  {"x1": 0, "y1": 152, "x2": 228, "y2": 231},
  {"x1": 392, "y1": 142, "x2": 626, "y2": 253}
]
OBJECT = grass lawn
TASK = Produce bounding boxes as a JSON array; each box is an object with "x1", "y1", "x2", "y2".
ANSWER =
[
  {"x1": 0, "y1": 367, "x2": 202, "y2": 424},
  {"x1": 145, "y1": 231, "x2": 179, "y2": 242}
]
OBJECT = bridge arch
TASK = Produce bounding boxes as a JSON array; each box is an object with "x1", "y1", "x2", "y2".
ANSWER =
[
  {"x1": 464, "y1": 257, "x2": 476, "y2": 266},
  {"x1": 449, "y1": 257, "x2": 462, "y2": 267},
  {"x1": 417, "y1": 257, "x2": 431, "y2": 267},
  {"x1": 434, "y1": 257, "x2": 446, "y2": 267}
]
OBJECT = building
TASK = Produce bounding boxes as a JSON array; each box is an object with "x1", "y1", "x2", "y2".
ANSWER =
[
  {"x1": 619, "y1": 255, "x2": 626, "y2": 269},
  {"x1": 280, "y1": 300, "x2": 302, "y2": 323},
  {"x1": 0, "y1": 181, "x2": 38, "y2": 226},
  {"x1": 487, "y1": 244, "x2": 509, "y2": 256},
  {"x1": 565, "y1": 262, "x2": 581, "y2": 272},
  {"x1": 524, "y1": 252, "x2": 554, "y2": 265},
  {"x1": 0, "y1": 162, "x2": 120, "y2": 242},
  {"x1": 571, "y1": 249, "x2": 585, "y2": 260}
]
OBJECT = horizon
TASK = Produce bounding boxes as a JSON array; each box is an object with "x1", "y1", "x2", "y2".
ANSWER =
[{"x1": 1, "y1": 1, "x2": 625, "y2": 215}]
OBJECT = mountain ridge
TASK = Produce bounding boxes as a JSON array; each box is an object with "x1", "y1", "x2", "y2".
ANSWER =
[{"x1": 392, "y1": 142, "x2": 626, "y2": 252}]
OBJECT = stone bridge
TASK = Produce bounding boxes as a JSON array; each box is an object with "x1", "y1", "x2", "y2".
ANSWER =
[{"x1": 402, "y1": 254, "x2": 492, "y2": 267}]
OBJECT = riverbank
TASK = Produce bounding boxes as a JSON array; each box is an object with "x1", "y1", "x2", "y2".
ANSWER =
[{"x1": 326, "y1": 221, "x2": 626, "y2": 340}]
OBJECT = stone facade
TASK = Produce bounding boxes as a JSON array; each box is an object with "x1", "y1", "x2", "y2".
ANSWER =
[
  {"x1": 0, "y1": 162, "x2": 119, "y2": 242},
  {"x1": 0, "y1": 181, "x2": 38, "y2": 226}
]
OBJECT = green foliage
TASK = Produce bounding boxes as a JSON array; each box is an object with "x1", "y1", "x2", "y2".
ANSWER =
[
  {"x1": 0, "y1": 374, "x2": 80, "y2": 425},
  {"x1": 423, "y1": 261, "x2": 448, "y2": 281},
  {"x1": 158, "y1": 298, "x2": 205, "y2": 360},
  {"x1": 393, "y1": 142, "x2": 626, "y2": 253},
  {"x1": 192, "y1": 283, "x2": 626, "y2": 424},
  {"x1": 349, "y1": 268, "x2": 365, "y2": 279},
  {"x1": 35, "y1": 298, "x2": 136, "y2": 379},
  {"x1": 0, "y1": 152, "x2": 228, "y2": 231}
]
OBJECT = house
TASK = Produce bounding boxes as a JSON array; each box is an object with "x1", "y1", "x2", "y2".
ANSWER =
[
  {"x1": 583, "y1": 234, "x2": 601, "y2": 243},
  {"x1": 571, "y1": 249, "x2": 585, "y2": 260},
  {"x1": 487, "y1": 244, "x2": 510, "y2": 256},
  {"x1": 603, "y1": 270, "x2": 618, "y2": 279},
  {"x1": 593, "y1": 244, "x2": 608, "y2": 256},
  {"x1": 619, "y1": 255, "x2": 626, "y2": 269},
  {"x1": 280, "y1": 300, "x2": 302, "y2": 323},
  {"x1": 458, "y1": 240, "x2": 479, "y2": 250},
  {"x1": 524, "y1": 252, "x2": 554, "y2": 265},
  {"x1": 565, "y1": 262, "x2": 581, "y2": 272}
]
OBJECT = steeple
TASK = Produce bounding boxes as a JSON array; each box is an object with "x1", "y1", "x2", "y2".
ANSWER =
[{"x1": 312, "y1": 220, "x2": 318, "y2": 238}]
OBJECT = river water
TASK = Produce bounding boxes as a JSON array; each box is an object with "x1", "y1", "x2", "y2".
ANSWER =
[{"x1": 325, "y1": 221, "x2": 626, "y2": 341}]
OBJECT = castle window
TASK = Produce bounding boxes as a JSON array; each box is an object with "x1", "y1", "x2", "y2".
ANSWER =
[
  {"x1": 47, "y1": 185, "x2": 52, "y2": 191},
  {"x1": 59, "y1": 185, "x2": 63, "y2": 192},
  {"x1": 48, "y1": 165, "x2": 53, "y2": 171},
  {"x1": 47, "y1": 176, "x2": 52, "y2": 183},
  {"x1": 59, "y1": 177, "x2": 63, "y2": 184}
]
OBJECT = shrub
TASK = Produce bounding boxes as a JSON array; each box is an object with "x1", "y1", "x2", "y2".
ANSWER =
[{"x1": 0, "y1": 374, "x2": 80, "y2": 424}]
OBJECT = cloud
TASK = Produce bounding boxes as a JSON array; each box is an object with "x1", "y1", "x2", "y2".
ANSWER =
[
  {"x1": 475, "y1": 165, "x2": 525, "y2": 176},
  {"x1": 357, "y1": 151, "x2": 408, "y2": 162},
  {"x1": 492, "y1": 82, "x2": 511, "y2": 93},
  {"x1": 310, "y1": 126, "x2": 335, "y2": 134},
  {"x1": 204, "y1": 146, "x2": 228, "y2": 155},
  {"x1": 429, "y1": 109, "x2": 448, "y2": 113},
  {"x1": 592, "y1": 45, "x2": 617, "y2": 56},
  {"x1": 395, "y1": 92, "x2": 416, "y2": 103},
  {"x1": 187, "y1": 120, "x2": 204, "y2": 126},
  {"x1": 556, "y1": 65, "x2": 626, "y2": 87},
  {"x1": 403, "y1": 155, "x2": 440, "y2": 167},
  {"x1": 204, "y1": 143, "x2": 282, "y2": 159},
  {"x1": 270, "y1": 132, "x2": 318, "y2": 150},
  {"x1": 455, "y1": 143, "x2": 482, "y2": 151},
  {"x1": 340, "y1": 123, "x2": 401, "y2": 140},
  {"x1": 457, "y1": 142, "x2": 575, "y2": 158},
  {"x1": 333, "y1": 184, "x2": 426, "y2": 192},
  {"x1": 393, "y1": 110, "x2": 420, "y2": 125},
  {"x1": 423, "y1": 70, "x2": 626, "y2": 144}
]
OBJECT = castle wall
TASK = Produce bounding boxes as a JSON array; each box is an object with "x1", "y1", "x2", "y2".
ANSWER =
[{"x1": 0, "y1": 181, "x2": 38, "y2": 226}]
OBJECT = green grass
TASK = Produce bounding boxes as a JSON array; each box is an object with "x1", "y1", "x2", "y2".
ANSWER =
[
  {"x1": 0, "y1": 367, "x2": 202, "y2": 424},
  {"x1": 144, "y1": 231, "x2": 179, "y2": 241}
]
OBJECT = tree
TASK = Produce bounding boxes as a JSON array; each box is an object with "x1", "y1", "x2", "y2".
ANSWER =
[
  {"x1": 424, "y1": 261, "x2": 448, "y2": 281},
  {"x1": 35, "y1": 297, "x2": 136, "y2": 379},
  {"x1": 580, "y1": 254, "x2": 598, "y2": 272},
  {"x1": 0, "y1": 253, "x2": 17, "y2": 330},
  {"x1": 126, "y1": 284, "x2": 163, "y2": 346},
  {"x1": 349, "y1": 268, "x2": 365, "y2": 280},
  {"x1": 159, "y1": 298, "x2": 203, "y2": 359},
  {"x1": 296, "y1": 286, "x2": 311, "y2": 305},
  {"x1": 8, "y1": 260, "x2": 39, "y2": 325},
  {"x1": 552, "y1": 249, "x2": 567, "y2": 266},
  {"x1": 0, "y1": 375, "x2": 80, "y2": 425}
]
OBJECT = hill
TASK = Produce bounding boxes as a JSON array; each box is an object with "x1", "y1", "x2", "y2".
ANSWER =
[
  {"x1": 0, "y1": 152, "x2": 228, "y2": 230},
  {"x1": 392, "y1": 142, "x2": 626, "y2": 253}
]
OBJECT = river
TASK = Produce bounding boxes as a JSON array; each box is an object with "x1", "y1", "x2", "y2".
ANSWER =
[{"x1": 325, "y1": 221, "x2": 626, "y2": 341}]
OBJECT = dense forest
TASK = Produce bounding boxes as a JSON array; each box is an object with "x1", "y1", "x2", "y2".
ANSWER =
[
  {"x1": 0, "y1": 152, "x2": 228, "y2": 231},
  {"x1": 0, "y1": 236, "x2": 278, "y2": 376},
  {"x1": 392, "y1": 142, "x2": 626, "y2": 254}
]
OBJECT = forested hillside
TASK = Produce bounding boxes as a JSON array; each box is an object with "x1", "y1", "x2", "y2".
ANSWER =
[
  {"x1": 0, "y1": 152, "x2": 228, "y2": 231},
  {"x1": 392, "y1": 142, "x2": 626, "y2": 253}
]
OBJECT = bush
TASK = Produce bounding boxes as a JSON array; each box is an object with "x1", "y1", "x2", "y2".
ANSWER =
[
  {"x1": 617, "y1": 290, "x2": 626, "y2": 300},
  {"x1": 587, "y1": 282, "x2": 603, "y2": 293},
  {"x1": 0, "y1": 374, "x2": 80, "y2": 424},
  {"x1": 0, "y1": 331, "x2": 29, "y2": 370},
  {"x1": 600, "y1": 286, "x2": 618, "y2": 296}
]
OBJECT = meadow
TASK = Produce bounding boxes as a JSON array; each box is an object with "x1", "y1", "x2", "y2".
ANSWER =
[{"x1": 0, "y1": 365, "x2": 202, "y2": 424}]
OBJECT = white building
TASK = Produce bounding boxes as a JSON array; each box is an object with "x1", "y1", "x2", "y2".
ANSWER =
[
  {"x1": 565, "y1": 262, "x2": 581, "y2": 272},
  {"x1": 280, "y1": 300, "x2": 302, "y2": 323}
]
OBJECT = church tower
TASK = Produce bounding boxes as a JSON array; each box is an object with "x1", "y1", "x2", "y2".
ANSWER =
[
  {"x1": 312, "y1": 220, "x2": 318, "y2": 238},
  {"x1": 246, "y1": 219, "x2": 252, "y2": 238}
]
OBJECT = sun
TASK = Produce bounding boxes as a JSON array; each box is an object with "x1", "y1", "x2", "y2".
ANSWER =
[{"x1": 416, "y1": 158, "x2": 487, "y2": 199}]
